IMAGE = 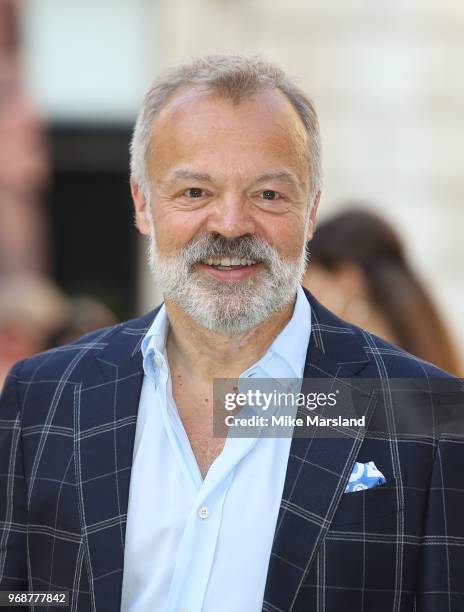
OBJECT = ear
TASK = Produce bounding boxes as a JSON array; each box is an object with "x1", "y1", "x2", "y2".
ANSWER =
[
  {"x1": 131, "y1": 178, "x2": 151, "y2": 236},
  {"x1": 306, "y1": 190, "x2": 321, "y2": 241}
]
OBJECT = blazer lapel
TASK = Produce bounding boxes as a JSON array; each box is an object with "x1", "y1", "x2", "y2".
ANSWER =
[
  {"x1": 74, "y1": 310, "x2": 158, "y2": 612},
  {"x1": 263, "y1": 290, "x2": 375, "y2": 612}
]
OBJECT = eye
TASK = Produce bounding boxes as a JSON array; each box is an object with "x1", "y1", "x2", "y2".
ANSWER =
[
  {"x1": 183, "y1": 188, "x2": 205, "y2": 198},
  {"x1": 260, "y1": 190, "x2": 282, "y2": 201}
]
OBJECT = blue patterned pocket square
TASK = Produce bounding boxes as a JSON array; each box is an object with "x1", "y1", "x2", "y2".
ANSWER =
[{"x1": 345, "y1": 461, "x2": 386, "y2": 493}]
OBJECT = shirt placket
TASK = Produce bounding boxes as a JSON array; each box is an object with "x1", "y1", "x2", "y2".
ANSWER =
[
  {"x1": 154, "y1": 350, "x2": 265, "y2": 611},
  {"x1": 165, "y1": 400, "x2": 259, "y2": 611},
  {"x1": 167, "y1": 470, "x2": 233, "y2": 612}
]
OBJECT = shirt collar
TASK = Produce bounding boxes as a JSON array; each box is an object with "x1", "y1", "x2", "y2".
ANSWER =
[
  {"x1": 141, "y1": 303, "x2": 169, "y2": 381},
  {"x1": 240, "y1": 282, "x2": 311, "y2": 380},
  {"x1": 141, "y1": 283, "x2": 311, "y2": 381}
]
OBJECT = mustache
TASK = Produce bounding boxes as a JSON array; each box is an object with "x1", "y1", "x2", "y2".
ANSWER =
[{"x1": 179, "y1": 233, "x2": 279, "y2": 265}]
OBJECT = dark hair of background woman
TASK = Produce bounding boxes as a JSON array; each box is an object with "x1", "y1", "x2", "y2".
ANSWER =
[{"x1": 306, "y1": 208, "x2": 462, "y2": 376}]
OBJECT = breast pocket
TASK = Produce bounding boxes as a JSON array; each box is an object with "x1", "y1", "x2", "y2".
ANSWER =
[{"x1": 330, "y1": 478, "x2": 401, "y2": 528}]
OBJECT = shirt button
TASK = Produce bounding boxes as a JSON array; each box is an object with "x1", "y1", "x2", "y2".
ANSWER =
[
  {"x1": 198, "y1": 506, "x2": 209, "y2": 519},
  {"x1": 154, "y1": 354, "x2": 162, "y2": 366}
]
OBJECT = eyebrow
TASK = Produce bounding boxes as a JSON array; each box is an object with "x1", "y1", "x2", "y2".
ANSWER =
[
  {"x1": 159, "y1": 168, "x2": 303, "y2": 190},
  {"x1": 160, "y1": 169, "x2": 213, "y2": 189},
  {"x1": 253, "y1": 171, "x2": 302, "y2": 190}
]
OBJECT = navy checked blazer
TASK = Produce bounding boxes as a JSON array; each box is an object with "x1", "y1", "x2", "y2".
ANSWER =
[{"x1": 1, "y1": 287, "x2": 463, "y2": 612}]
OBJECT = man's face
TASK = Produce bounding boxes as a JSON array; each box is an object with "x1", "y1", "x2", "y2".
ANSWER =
[{"x1": 132, "y1": 86, "x2": 319, "y2": 334}]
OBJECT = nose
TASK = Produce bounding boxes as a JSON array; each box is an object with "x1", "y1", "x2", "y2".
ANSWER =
[{"x1": 205, "y1": 192, "x2": 256, "y2": 238}]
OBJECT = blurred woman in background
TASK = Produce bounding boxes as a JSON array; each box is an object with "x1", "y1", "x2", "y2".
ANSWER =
[{"x1": 303, "y1": 208, "x2": 462, "y2": 376}]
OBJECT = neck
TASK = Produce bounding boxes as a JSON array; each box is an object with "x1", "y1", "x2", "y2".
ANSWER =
[{"x1": 164, "y1": 295, "x2": 296, "y2": 381}]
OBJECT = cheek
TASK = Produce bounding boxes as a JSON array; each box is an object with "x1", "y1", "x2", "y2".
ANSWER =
[
  {"x1": 260, "y1": 215, "x2": 307, "y2": 259},
  {"x1": 151, "y1": 208, "x2": 207, "y2": 253}
]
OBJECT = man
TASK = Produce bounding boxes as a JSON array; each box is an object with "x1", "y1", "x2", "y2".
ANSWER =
[{"x1": 0, "y1": 55, "x2": 463, "y2": 612}]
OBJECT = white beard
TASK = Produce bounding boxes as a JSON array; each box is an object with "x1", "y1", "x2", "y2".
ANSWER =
[{"x1": 145, "y1": 207, "x2": 309, "y2": 335}]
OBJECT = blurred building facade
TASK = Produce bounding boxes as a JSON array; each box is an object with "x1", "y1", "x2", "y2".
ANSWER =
[
  {"x1": 18, "y1": 0, "x2": 464, "y2": 360},
  {"x1": 0, "y1": 0, "x2": 49, "y2": 276}
]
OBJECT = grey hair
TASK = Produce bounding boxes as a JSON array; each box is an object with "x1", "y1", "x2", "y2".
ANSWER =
[{"x1": 130, "y1": 54, "x2": 322, "y2": 201}]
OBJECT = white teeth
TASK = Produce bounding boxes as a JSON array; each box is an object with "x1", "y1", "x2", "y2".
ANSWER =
[{"x1": 202, "y1": 257, "x2": 258, "y2": 266}]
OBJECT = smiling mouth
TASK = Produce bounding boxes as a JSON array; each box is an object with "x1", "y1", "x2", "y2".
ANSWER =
[{"x1": 199, "y1": 257, "x2": 260, "y2": 270}]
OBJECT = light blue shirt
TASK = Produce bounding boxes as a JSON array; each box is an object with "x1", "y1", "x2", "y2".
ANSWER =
[{"x1": 120, "y1": 284, "x2": 311, "y2": 612}]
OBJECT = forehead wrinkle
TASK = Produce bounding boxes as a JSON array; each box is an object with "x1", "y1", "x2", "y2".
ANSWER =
[{"x1": 150, "y1": 90, "x2": 312, "y2": 194}]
